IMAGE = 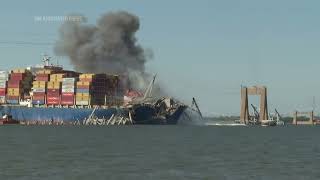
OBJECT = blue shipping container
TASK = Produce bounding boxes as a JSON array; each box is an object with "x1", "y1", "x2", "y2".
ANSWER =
[
  {"x1": 77, "y1": 88, "x2": 90, "y2": 93},
  {"x1": 6, "y1": 100, "x2": 19, "y2": 104},
  {"x1": 32, "y1": 100, "x2": 45, "y2": 105}
]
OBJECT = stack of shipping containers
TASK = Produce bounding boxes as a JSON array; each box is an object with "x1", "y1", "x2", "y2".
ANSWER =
[
  {"x1": 1, "y1": 66, "x2": 127, "y2": 107},
  {"x1": 47, "y1": 74, "x2": 64, "y2": 105},
  {"x1": 61, "y1": 77, "x2": 76, "y2": 105},
  {"x1": 32, "y1": 81, "x2": 46, "y2": 105},
  {"x1": 76, "y1": 74, "x2": 93, "y2": 106},
  {"x1": 7, "y1": 69, "x2": 33, "y2": 104},
  {"x1": 105, "y1": 75, "x2": 120, "y2": 106},
  {"x1": 91, "y1": 74, "x2": 107, "y2": 105},
  {"x1": 0, "y1": 71, "x2": 8, "y2": 104},
  {"x1": 31, "y1": 70, "x2": 50, "y2": 105}
]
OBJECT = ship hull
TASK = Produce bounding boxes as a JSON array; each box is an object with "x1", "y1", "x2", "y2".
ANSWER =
[
  {"x1": 0, "y1": 104, "x2": 202, "y2": 125},
  {"x1": 0, "y1": 105, "x2": 126, "y2": 122},
  {"x1": 131, "y1": 105, "x2": 187, "y2": 125},
  {"x1": 131, "y1": 105, "x2": 203, "y2": 125}
]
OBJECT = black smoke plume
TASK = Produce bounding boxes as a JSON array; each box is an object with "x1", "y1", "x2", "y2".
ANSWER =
[{"x1": 54, "y1": 11, "x2": 152, "y2": 90}]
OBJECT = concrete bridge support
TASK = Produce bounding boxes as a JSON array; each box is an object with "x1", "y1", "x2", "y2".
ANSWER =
[
  {"x1": 240, "y1": 86, "x2": 268, "y2": 124},
  {"x1": 292, "y1": 111, "x2": 314, "y2": 125}
]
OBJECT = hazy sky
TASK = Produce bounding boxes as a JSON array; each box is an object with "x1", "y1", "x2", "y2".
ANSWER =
[{"x1": 0, "y1": 0, "x2": 320, "y2": 115}]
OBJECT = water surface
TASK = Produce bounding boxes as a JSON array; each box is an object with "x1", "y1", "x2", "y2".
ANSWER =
[{"x1": 0, "y1": 125, "x2": 319, "y2": 180}]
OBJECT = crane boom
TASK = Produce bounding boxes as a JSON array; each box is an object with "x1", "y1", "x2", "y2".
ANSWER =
[
  {"x1": 192, "y1": 97, "x2": 203, "y2": 120},
  {"x1": 251, "y1": 104, "x2": 260, "y2": 119}
]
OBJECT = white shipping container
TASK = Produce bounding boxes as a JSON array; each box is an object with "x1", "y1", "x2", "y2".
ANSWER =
[
  {"x1": 0, "y1": 71, "x2": 8, "y2": 75},
  {"x1": 62, "y1": 89, "x2": 75, "y2": 93},
  {"x1": 62, "y1": 87, "x2": 75, "y2": 90},
  {"x1": 62, "y1": 82, "x2": 76, "y2": 86},
  {"x1": 63, "y1": 78, "x2": 77, "y2": 82},
  {"x1": 62, "y1": 85, "x2": 75, "y2": 88},
  {"x1": 76, "y1": 100, "x2": 89, "y2": 105},
  {"x1": 33, "y1": 88, "x2": 46, "y2": 93},
  {"x1": 0, "y1": 82, "x2": 6, "y2": 88},
  {"x1": 0, "y1": 74, "x2": 8, "y2": 78},
  {"x1": 0, "y1": 77, "x2": 8, "y2": 81},
  {"x1": 0, "y1": 96, "x2": 6, "y2": 103},
  {"x1": 62, "y1": 88, "x2": 75, "y2": 91}
]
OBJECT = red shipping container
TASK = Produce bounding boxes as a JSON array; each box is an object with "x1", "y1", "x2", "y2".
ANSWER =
[
  {"x1": 61, "y1": 95, "x2": 74, "y2": 100},
  {"x1": 61, "y1": 101, "x2": 74, "y2": 105},
  {"x1": 10, "y1": 77, "x2": 23, "y2": 81},
  {"x1": 47, "y1": 96, "x2": 59, "y2": 100},
  {"x1": 47, "y1": 93, "x2": 60, "y2": 97},
  {"x1": 61, "y1": 95, "x2": 74, "y2": 105},
  {"x1": 10, "y1": 73, "x2": 25, "y2": 81},
  {"x1": 47, "y1": 89, "x2": 60, "y2": 93},
  {"x1": 33, "y1": 92, "x2": 46, "y2": 96},
  {"x1": 10, "y1": 73, "x2": 24, "y2": 76},
  {"x1": 7, "y1": 81, "x2": 21, "y2": 88},
  {"x1": 6, "y1": 96, "x2": 19, "y2": 100},
  {"x1": 33, "y1": 95, "x2": 45, "y2": 100},
  {"x1": 0, "y1": 88, "x2": 6, "y2": 96},
  {"x1": 47, "y1": 90, "x2": 59, "y2": 94},
  {"x1": 47, "y1": 100, "x2": 60, "y2": 105},
  {"x1": 33, "y1": 98, "x2": 45, "y2": 102},
  {"x1": 47, "y1": 91, "x2": 60, "y2": 95},
  {"x1": 62, "y1": 93, "x2": 74, "y2": 96}
]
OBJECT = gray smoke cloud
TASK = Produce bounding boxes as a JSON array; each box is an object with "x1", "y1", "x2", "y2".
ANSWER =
[{"x1": 54, "y1": 11, "x2": 152, "y2": 90}]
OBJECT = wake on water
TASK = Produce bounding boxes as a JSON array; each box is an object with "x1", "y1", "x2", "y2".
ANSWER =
[
  {"x1": 178, "y1": 107, "x2": 246, "y2": 126},
  {"x1": 177, "y1": 107, "x2": 205, "y2": 126}
]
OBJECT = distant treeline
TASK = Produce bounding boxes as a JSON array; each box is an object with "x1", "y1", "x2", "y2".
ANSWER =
[{"x1": 204, "y1": 116, "x2": 313, "y2": 123}]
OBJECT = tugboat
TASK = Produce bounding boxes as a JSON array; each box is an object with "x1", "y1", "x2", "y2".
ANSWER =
[{"x1": 0, "y1": 113, "x2": 19, "y2": 125}]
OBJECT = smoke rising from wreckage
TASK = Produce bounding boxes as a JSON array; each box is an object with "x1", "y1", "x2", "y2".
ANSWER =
[
  {"x1": 0, "y1": 11, "x2": 202, "y2": 125},
  {"x1": 54, "y1": 11, "x2": 151, "y2": 91}
]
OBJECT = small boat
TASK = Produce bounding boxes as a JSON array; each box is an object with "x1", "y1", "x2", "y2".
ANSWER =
[{"x1": 0, "y1": 114, "x2": 19, "y2": 125}]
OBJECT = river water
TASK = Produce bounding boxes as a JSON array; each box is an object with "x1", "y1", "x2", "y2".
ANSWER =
[{"x1": 0, "y1": 125, "x2": 319, "y2": 180}]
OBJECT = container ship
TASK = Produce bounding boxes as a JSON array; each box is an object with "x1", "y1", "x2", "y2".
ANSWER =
[{"x1": 0, "y1": 57, "x2": 202, "y2": 125}]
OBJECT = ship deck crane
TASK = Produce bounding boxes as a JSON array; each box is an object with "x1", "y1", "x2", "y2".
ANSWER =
[
  {"x1": 275, "y1": 109, "x2": 281, "y2": 121},
  {"x1": 129, "y1": 74, "x2": 157, "y2": 105},
  {"x1": 192, "y1": 97, "x2": 203, "y2": 120},
  {"x1": 250, "y1": 104, "x2": 260, "y2": 124},
  {"x1": 274, "y1": 108, "x2": 285, "y2": 125},
  {"x1": 143, "y1": 74, "x2": 157, "y2": 101},
  {"x1": 251, "y1": 104, "x2": 260, "y2": 120}
]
